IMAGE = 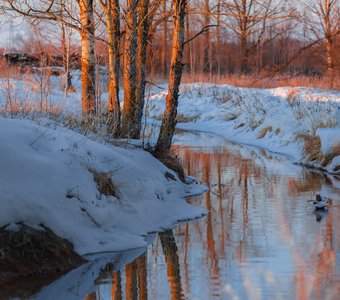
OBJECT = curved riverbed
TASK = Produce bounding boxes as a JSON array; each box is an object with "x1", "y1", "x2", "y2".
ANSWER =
[{"x1": 16, "y1": 132, "x2": 340, "y2": 299}]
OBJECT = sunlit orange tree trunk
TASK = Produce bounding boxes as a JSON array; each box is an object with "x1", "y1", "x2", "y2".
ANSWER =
[
  {"x1": 159, "y1": 230, "x2": 183, "y2": 300},
  {"x1": 98, "y1": 0, "x2": 121, "y2": 135},
  {"x1": 5, "y1": 0, "x2": 97, "y2": 121},
  {"x1": 155, "y1": 0, "x2": 187, "y2": 156},
  {"x1": 122, "y1": 0, "x2": 138, "y2": 137},
  {"x1": 135, "y1": 0, "x2": 150, "y2": 138}
]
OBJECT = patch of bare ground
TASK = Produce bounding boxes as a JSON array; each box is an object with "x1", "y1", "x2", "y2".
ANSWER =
[
  {"x1": 0, "y1": 224, "x2": 85, "y2": 299},
  {"x1": 297, "y1": 133, "x2": 340, "y2": 172}
]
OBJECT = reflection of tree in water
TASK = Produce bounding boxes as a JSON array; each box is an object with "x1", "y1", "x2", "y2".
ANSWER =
[
  {"x1": 294, "y1": 211, "x2": 338, "y2": 300},
  {"x1": 173, "y1": 145, "x2": 340, "y2": 298},
  {"x1": 83, "y1": 145, "x2": 339, "y2": 300},
  {"x1": 159, "y1": 230, "x2": 184, "y2": 300},
  {"x1": 86, "y1": 230, "x2": 183, "y2": 300},
  {"x1": 137, "y1": 254, "x2": 147, "y2": 300},
  {"x1": 125, "y1": 260, "x2": 137, "y2": 300},
  {"x1": 86, "y1": 253, "x2": 147, "y2": 300},
  {"x1": 201, "y1": 154, "x2": 222, "y2": 294},
  {"x1": 112, "y1": 270, "x2": 122, "y2": 300}
]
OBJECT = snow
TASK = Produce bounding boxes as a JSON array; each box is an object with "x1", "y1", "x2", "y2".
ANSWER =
[
  {"x1": 1, "y1": 73, "x2": 340, "y2": 255},
  {"x1": 145, "y1": 83, "x2": 340, "y2": 173},
  {"x1": 0, "y1": 117, "x2": 206, "y2": 255},
  {"x1": 316, "y1": 128, "x2": 340, "y2": 154},
  {"x1": 1, "y1": 74, "x2": 339, "y2": 174}
]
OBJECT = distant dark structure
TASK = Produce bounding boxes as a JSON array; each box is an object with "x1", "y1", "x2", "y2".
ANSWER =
[
  {"x1": 3, "y1": 52, "x2": 39, "y2": 67},
  {"x1": 2, "y1": 52, "x2": 81, "y2": 69}
]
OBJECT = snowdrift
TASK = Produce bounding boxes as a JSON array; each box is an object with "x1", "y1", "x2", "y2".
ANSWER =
[
  {"x1": 0, "y1": 117, "x2": 206, "y2": 255},
  {"x1": 146, "y1": 83, "x2": 340, "y2": 173}
]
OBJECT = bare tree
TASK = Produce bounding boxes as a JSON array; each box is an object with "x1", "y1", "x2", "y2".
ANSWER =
[
  {"x1": 155, "y1": 0, "x2": 187, "y2": 156},
  {"x1": 121, "y1": 0, "x2": 138, "y2": 137},
  {"x1": 60, "y1": 0, "x2": 75, "y2": 95},
  {"x1": 304, "y1": 0, "x2": 340, "y2": 87},
  {"x1": 79, "y1": 0, "x2": 96, "y2": 119},
  {"x1": 60, "y1": 22, "x2": 74, "y2": 95},
  {"x1": 3, "y1": 0, "x2": 97, "y2": 120},
  {"x1": 161, "y1": 0, "x2": 169, "y2": 77},
  {"x1": 216, "y1": 0, "x2": 221, "y2": 75},
  {"x1": 203, "y1": 0, "x2": 211, "y2": 73},
  {"x1": 219, "y1": 0, "x2": 290, "y2": 74},
  {"x1": 98, "y1": 0, "x2": 121, "y2": 134},
  {"x1": 135, "y1": 0, "x2": 150, "y2": 138}
]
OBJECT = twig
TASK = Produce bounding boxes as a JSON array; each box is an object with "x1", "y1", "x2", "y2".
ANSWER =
[
  {"x1": 184, "y1": 25, "x2": 217, "y2": 45},
  {"x1": 30, "y1": 128, "x2": 49, "y2": 146}
]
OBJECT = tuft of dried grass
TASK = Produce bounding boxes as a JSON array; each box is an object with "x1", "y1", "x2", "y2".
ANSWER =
[
  {"x1": 176, "y1": 114, "x2": 198, "y2": 123},
  {"x1": 297, "y1": 133, "x2": 323, "y2": 162},
  {"x1": 298, "y1": 134, "x2": 340, "y2": 171},
  {"x1": 258, "y1": 126, "x2": 272, "y2": 139},
  {"x1": 322, "y1": 145, "x2": 340, "y2": 168},
  {"x1": 88, "y1": 168, "x2": 118, "y2": 198},
  {"x1": 157, "y1": 153, "x2": 185, "y2": 183},
  {"x1": 181, "y1": 72, "x2": 340, "y2": 90}
]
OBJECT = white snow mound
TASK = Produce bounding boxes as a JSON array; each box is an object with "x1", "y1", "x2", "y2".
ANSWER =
[{"x1": 0, "y1": 117, "x2": 206, "y2": 255}]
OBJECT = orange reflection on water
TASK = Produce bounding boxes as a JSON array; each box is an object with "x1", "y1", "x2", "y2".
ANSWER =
[{"x1": 86, "y1": 144, "x2": 339, "y2": 300}]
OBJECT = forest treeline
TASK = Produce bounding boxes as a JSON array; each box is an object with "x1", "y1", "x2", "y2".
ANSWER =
[{"x1": 0, "y1": 0, "x2": 339, "y2": 155}]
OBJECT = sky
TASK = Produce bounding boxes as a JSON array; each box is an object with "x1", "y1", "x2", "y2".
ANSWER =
[{"x1": 0, "y1": 17, "x2": 26, "y2": 50}]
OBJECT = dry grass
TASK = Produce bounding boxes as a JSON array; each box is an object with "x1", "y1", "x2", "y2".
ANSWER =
[
  {"x1": 157, "y1": 153, "x2": 185, "y2": 183},
  {"x1": 2, "y1": 99, "x2": 64, "y2": 116},
  {"x1": 88, "y1": 168, "x2": 118, "y2": 198},
  {"x1": 298, "y1": 133, "x2": 340, "y2": 172},
  {"x1": 258, "y1": 126, "x2": 272, "y2": 139},
  {"x1": 297, "y1": 133, "x2": 323, "y2": 162},
  {"x1": 181, "y1": 73, "x2": 340, "y2": 90},
  {"x1": 322, "y1": 145, "x2": 340, "y2": 168},
  {"x1": 154, "y1": 113, "x2": 198, "y2": 123},
  {"x1": 176, "y1": 114, "x2": 198, "y2": 123}
]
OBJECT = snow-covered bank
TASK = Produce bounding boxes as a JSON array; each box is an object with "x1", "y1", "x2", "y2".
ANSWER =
[
  {"x1": 1, "y1": 72, "x2": 339, "y2": 172},
  {"x1": 0, "y1": 117, "x2": 206, "y2": 255},
  {"x1": 146, "y1": 83, "x2": 340, "y2": 173}
]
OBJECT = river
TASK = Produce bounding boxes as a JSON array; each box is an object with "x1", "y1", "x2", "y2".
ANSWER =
[{"x1": 17, "y1": 132, "x2": 340, "y2": 299}]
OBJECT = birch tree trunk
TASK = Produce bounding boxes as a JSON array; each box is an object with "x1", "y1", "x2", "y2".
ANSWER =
[
  {"x1": 155, "y1": 0, "x2": 186, "y2": 156},
  {"x1": 216, "y1": 0, "x2": 221, "y2": 75},
  {"x1": 135, "y1": 0, "x2": 150, "y2": 138},
  {"x1": 100, "y1": 0, "x2": 121, "y2": 135},
  {"x1": 79, "y1": 0, "x2": 96, "y2": 120},
  {"x1": 203, "y1": 0, "x2": 210, "y2": 73},
  {"x1": 60, "y1": 1, "x2": 74, "y2": 95},
  {"x1": 240, "y1": 0, "x2": 250, "y2": 74},
  {"x1": 121, "y1": 0, "x2": 138, "y2": 137},
  {"x1": 323, "y1": 0, "x2": 335, "y2": 88}
]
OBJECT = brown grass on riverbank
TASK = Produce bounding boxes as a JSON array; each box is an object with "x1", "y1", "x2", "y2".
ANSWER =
[{"x1": 181, "y1": 73, "x2": 340, "y2": 90}]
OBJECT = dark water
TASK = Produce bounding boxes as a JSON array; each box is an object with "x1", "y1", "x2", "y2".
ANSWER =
[{"x1": 13, "y1": 134, "x2": 340, "y2": 299}]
